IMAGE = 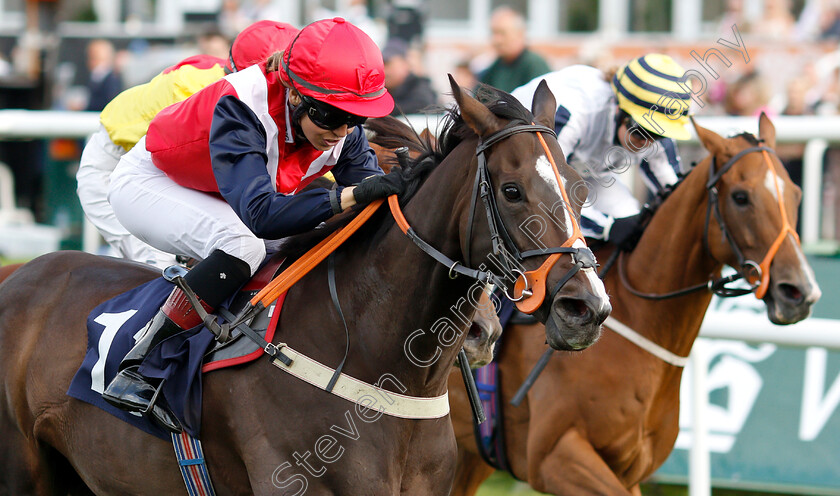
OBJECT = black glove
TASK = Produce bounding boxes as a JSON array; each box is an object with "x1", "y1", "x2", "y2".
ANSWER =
[
  {"x1": 352, "y1": 170, "x2": 407, "y2": 205},
  {"x1": 608, "y1": 213, "x2": 645, "y2": 252}
]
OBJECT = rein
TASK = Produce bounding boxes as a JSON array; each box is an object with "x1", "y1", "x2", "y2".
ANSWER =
[
  {"x1": 619, "y1": 145, "x2": 799, "y2": 301},
  {"x1": 617, "y1": 252, "x2": 750, "y2": 300}
]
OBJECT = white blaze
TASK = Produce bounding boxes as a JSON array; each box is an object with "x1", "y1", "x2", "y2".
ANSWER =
[
  {"x1": 535, "y1": 155, "x2": 575, "y2": 236},
  {"x1": 794, "y1": 238, "x2": 822, "y2": 303},
  {"x1": 764, "y1": 170, "x2": 784, "y2": 200},
  {"x1": 573, "y1": 238, "x2": 610, "y2": 305},
  {"x1": 535, "y1": 154, "x2": 610, "y2": 308}
]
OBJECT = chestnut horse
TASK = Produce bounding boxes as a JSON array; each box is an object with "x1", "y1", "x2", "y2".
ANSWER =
[
  {"x1": 0, "y1": 79, "x2": 609, "y2": 495},
  {"x1": 449, "y1": 115, "x2": 822, "y2": 495}
]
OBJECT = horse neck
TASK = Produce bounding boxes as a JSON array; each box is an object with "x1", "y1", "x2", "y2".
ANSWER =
[
  {"x1": 344, "y1": 142, "x2": 478, "y2": 396},
  {"x1": 618, "y1": 157, "x2": 719, "y2": 358}
]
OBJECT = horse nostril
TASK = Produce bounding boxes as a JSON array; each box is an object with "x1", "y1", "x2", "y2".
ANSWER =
[
  {"x1": 468, "y1": 323, "x2": 483, "y2": 339},
  {"x1": 778, "y1": 283, "x2": 804, "y2": 304},
  {"x1": 557, "y1": 298, "x2": 591, "y2": 320}
]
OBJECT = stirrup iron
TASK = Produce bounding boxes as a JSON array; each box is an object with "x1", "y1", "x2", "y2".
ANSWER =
[{"x1": 162, "y1": 265, "x2": 231, "y2": 342}]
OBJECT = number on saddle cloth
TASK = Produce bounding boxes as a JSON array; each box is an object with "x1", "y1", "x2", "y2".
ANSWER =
[{"x1": 67, "y1": 253, "x2": 289, "y2": 439}]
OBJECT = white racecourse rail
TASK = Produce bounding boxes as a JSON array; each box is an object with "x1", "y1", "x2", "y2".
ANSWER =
[
  {"x1": 0, "y1": 110, "x2": 838, "y2": 495},
  {"x1": 0, "y1": 110, "x2": 836, "y2": 248}
]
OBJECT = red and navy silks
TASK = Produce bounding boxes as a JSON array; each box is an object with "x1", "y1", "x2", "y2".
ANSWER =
[{"x1": 146, "y1": 63, "x2": 383, "y2": 240}]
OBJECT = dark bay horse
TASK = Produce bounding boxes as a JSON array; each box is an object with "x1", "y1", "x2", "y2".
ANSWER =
[
  {"x1": 0, "y1": 78, "x2": 609, "y2": 495},
  {"x1": 368, "y1": 126, "x2": 502, "y2": 367},
  {"x1": 448, "y1": 114, "x2": 822, "y2": 495}
]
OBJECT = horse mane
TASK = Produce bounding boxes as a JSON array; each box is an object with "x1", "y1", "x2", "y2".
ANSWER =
[
  {"x1": 644, "y1": 129, "x2": 765, "y2": 223},
  {"x1": 270, "y1": 213, "x2": 356, "y2": 259},
  {"x1": 367, "y1": 84, "x2": 536, "y2": 202},
  {"x1": 276, "y1": 87, "x2": 539, "y2": 259}
]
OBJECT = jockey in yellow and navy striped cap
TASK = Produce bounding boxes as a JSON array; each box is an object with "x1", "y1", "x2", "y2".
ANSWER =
[{"x1": 611, "y1": 54, "x2": 691, "y2": 141}]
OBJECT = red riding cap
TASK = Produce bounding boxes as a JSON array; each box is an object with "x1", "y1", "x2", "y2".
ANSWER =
[
  {"x1": 228, "y1": 20, "x2": 300, "y2": 72},
  {"x1": 280, "y1": 17, "x2": 394, "y2": 117}
]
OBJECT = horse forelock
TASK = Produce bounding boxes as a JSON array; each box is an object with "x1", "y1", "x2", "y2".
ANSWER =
[{"x1": 730, "y1": 131, "x2": 761, "y2": 146}]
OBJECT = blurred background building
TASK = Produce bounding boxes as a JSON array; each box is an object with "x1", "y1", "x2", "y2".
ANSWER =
[
  {"x1": 0, "y1": 0, "x2": 829, "y2": 248},
  {"x1": 0, "y1": 15, "x2": 834, "y2": 268}
]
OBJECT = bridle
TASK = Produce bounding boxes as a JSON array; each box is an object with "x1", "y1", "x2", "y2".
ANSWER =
[
  {"x1": 705, "y1": 145, "x2": 799, "y2": 299},
  {"x1": 620, "y1": 144, "x2": 800, "y2": 300},
  {"x1": 390, "y1": 122, "x2": 596, "y2": 318},
  {"x1": 463, "y1": 123, "x2": 597, "y2": 315},
  {"x1": 508, "y1": 140, "x2": 801, "y2": 410}
]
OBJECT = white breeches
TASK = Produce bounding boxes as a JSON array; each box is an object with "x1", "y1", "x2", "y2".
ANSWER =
[
  {"x1": 77, "y1": 125, "x2": 177, "y2": 268},
  {"x1": 109, "y1": 136, "x2": 265, "y2": 275}
]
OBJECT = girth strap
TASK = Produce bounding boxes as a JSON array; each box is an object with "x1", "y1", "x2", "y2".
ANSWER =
[
  {"x1": 270, "y1": 345, "x2": 450, "y2": 419},
  {"x1": 171, "y1": 431, "x2": 217, "y2": 496}
]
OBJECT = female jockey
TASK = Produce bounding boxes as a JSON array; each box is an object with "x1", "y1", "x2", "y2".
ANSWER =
[
  {"x1": 102, "y1": 18, "x2": 404, "y2": 430},
  {"x1": 76, "y1": 20, "x2": 299, "y2": 268},
  {"x1": 511, "y1": 53, "x2": 691, "y2": 251}
]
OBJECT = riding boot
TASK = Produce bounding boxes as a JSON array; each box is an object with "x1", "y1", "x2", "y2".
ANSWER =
[
  {"x1": 101, "y1": 287, "x2": 210, "y2": 431},
  {"x1": 102, "y1": 249, "x2": 252, "y2": 432}
]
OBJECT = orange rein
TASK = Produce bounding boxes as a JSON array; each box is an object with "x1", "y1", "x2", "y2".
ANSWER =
[
  {"x1": 512, "y1": 130, "x2": 586, "y2": 313},
  {"x1": 251, "y1": 126, "x2": 588, "y2": 315},
  {"x1": 249, "y1": 198, "x2": 385, "y2": 308},
  {"x1": 754, "y1": 149, "x2": 800, "y2": 299}
]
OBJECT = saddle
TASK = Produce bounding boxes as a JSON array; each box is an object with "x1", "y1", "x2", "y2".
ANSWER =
[
  {"x1": 67, "y1": 253, "x2": 292, "y2": 440},
  {"x1": 201, "y1": 254, "x2": 288, "y2": 371},
  {"x1": 71, "y1": 200, "x2": 386, "y2": 439}
]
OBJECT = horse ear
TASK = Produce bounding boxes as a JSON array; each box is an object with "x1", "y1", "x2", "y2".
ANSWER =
[
  {"x1": 449, "y1": 74, "x2": 504, "y2": 137},
  {"x1": 531, "y1": 79, "x2": 557, "y2": 129},
  {"x1": 419, "y1": 127, "x2": 437, "y2": 150},
  {"x1": 758, "y1": 111, "x2": 776, "y2": 149},
  {"x1": 691, "y1": 116, "x2": 727, "y2": 157}
]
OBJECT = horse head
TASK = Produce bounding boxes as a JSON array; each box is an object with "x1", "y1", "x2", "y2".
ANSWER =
[
  {"x1": 693, "y1": 113, "x2": 821, "y2": 324},
  {"x1": 461, "y1": 290, "x2": 503, "y2": 367},
  {"x1": 449, "y1": 77, "x2": 611, "y2": 350},
  {"x1": 368, "y1": 126, "x2": 502, "y2": 365}
]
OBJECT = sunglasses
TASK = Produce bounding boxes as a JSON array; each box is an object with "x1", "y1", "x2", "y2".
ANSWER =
[{"x1": 301, "y1": 95, "x2": 367, "y2": 130}]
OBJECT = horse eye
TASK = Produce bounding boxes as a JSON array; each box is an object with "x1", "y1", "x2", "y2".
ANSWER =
[
  {"x1": 731, "y1": 190, "x2": 749, "y2": 206},
  {"x1": 502, "y1": 184, "x2": 522, "y2": 202}
]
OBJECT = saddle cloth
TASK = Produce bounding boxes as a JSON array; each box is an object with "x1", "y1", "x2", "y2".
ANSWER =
[{"x1": 67, "y1": 259, "x2": 287, "y2": 440}]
